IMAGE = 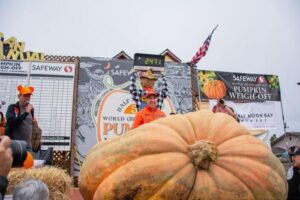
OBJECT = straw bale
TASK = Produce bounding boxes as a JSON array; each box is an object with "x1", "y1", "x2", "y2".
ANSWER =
[{"x1": 7, "y1": 167, "x2": 72, "y2": 200}]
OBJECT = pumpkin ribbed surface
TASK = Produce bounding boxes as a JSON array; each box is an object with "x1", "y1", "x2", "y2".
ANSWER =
[{"x1": 79, "y1": 110, "x2": 287, "y2": 200}]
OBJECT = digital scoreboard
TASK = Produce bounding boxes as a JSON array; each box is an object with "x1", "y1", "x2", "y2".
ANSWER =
[{"x1": 133, "y1": 53, "x2": 165, "y2": 72}]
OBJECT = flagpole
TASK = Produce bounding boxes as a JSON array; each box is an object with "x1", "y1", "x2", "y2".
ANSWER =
[
  {"x1": 279, "y1": 88, "x2": 291, "y2": 165},
  {"x1": 211, "y1": 24, "x2": 219, "y2": 34}
]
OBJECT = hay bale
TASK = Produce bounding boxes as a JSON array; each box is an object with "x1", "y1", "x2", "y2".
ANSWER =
[{"x1": 7, "y1": 167, "x2": 72, "y2": 200}]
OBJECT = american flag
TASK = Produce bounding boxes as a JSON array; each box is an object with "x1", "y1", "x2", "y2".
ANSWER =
[{"x1": 191, "y1": 25, "x2": 218, "y2": 65}]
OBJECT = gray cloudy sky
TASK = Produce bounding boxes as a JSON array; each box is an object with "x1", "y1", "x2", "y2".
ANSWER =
[{"x1": 1, "y1": 0, "x2": 299, "y2": 131}]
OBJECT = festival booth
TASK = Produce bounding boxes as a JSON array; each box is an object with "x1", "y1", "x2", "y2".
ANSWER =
[{"x1": 0, "y1": 32, "x2": 287, "y2": 199}]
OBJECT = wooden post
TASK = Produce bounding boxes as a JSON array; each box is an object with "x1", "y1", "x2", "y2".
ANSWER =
[
  {"x1": 70, "y1": 57, "x2": 80, "y2": 177},
  {"x1": 189, "y1": 62, "x2": 199, "y2": 111}
]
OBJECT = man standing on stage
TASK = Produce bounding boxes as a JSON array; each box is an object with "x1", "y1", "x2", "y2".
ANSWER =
[
  {"x1": 5, "y1": 85, "x2": 35, "y2": 149},
  {"x1": 132, "y1": 90, "x2": 166, "y2": 129}
]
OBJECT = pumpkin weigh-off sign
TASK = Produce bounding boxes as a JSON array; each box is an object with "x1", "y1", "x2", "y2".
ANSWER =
[
  {"x1": 198, "y1": 70, "x2": 281, "y2": 102},
  {"x1": 79, "y1": 110, "x2": 287, "y2": 200}
]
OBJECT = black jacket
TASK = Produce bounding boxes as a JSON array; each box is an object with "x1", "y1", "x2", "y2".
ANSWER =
[
  {"x1": 5, "y1": 102, "x2": 34, "y2": 137},
  {"x1": 288, "y1": 167, "x2": 300, "y2": 200},
  {"x1": 0, "y1": 176, "x2": 8, "y2": 200}
]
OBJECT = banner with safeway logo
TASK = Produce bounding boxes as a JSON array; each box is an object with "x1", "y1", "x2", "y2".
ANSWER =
[
  {"x1": 31, "y1": 62, "x2": 75, "y2": 76},
  {"x1": 199, "y1": 70, "x2": 281, "y2": 102},
  {"x1": 0, "y1": 60, "x2": 75, "y2": 76},
  {"x1": 209, "y1": 100, "x2": 283, "y2": 130}
]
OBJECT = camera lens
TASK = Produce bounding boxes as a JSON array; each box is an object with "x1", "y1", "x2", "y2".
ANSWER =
[{"x1": 9, "y1": 140, "x2": 28, "y2": 167}]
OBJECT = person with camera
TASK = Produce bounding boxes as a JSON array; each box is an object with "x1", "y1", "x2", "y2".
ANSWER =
[
  {"x1": 0, "y1": 136, "x2": 13, "y2": 200},
  {"x1": 287, "y1": 149, "x2": 300, "y2": 200},
  {"x1": 5, "y1": 85, "x2": 36, "y2": 151}
]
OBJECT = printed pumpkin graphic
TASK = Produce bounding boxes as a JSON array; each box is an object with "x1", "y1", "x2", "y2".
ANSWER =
[
  {"x1": 203, "y1": 79, "x2": 226, "y2": 99},
  {"x1": 124, "y1": 104, "x2": 137, "y2": 114}
]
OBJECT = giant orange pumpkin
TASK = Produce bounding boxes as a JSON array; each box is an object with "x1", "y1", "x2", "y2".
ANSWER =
[
  {"x1": 79, "y1": 110, "x2": 287, "y2": 200},
  {"x1": 203, "y1": 79, "x2": 226, "y2": 99}
]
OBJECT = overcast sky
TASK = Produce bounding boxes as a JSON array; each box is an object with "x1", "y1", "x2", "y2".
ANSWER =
[{"x1": 1, "y1": 0, "x2": 299, "y2": 132}]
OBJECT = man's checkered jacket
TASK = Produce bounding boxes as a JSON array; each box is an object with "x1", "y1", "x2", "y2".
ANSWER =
[{"x1": 129, "y1": 72, "x2": 168, "y2": 111}]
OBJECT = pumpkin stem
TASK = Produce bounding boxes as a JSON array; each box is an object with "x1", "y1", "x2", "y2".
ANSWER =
[{"x1": 188, "y1": 140, "x2": 218, "y2": 169}]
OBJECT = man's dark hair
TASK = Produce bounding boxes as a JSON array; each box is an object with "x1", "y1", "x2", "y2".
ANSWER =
[
  {"x1": 289, "y1": 146, "x2": 296, "y2": 153},
  {"x1": 218, "y1": 99, "x2": 224, "y2": 104}
]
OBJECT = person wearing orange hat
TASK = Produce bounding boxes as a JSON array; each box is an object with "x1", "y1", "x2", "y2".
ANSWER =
[
  {"x1": 5, "y1": 85, "x2": 35, "y2": 150},
  {"x1": 130, "y1": 69, "x2": 168, "y2": 111},
  {"x1": 132, "y1": 90, "x2": 166, "y2": 129}
]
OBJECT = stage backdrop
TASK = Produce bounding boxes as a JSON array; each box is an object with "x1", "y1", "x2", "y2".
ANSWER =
[
  {"x1": 74, "y1": 57, "x2": 192, "y2": 175},
  {"x1": 198, "y1": 70, "x2": 283, "y2": 131}
]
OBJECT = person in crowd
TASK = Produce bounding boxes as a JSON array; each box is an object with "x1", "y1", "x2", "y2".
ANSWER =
[
  {"x1": 0, "y1": 136, "x2": 13, "y2": 200},
  {"x1": 287, "y1": 149, "x2": 300, "y2": 200},
  {"x1": 132, "y1": 90, "x2": 166, "y2": 129},
  {"x1": 5, "y1": 85, "x2": 35, "y2": 150},
  {"x1": 12, "y1": 179, "x2": 49, "y2": 200},
  {"x1": 212, "y1": 99, "x2": 239, "y2": 121},
  {"x1": 170, "y1": 112, "x2": 176, "y2": 115},
  {"x1": 288, "y1": 146, "x2": 296, "y2": 163},
  {"x1": 0, "y1": 101, "x2": 6, "y2": 135},
  {"x1": 130, "y1": 69, "x2": 168, "y2": 111},
  {"x1": 212, "y1": 99, "x2": 228, "y2": 113}
]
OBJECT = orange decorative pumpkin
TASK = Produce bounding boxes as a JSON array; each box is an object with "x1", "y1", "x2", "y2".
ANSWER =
[
  {"x1": 203, "y1": 79, "x2": 226, "y2": 99},
  {"x1": 79, "y1": 110, "x2": 287, "y2": 200}
]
